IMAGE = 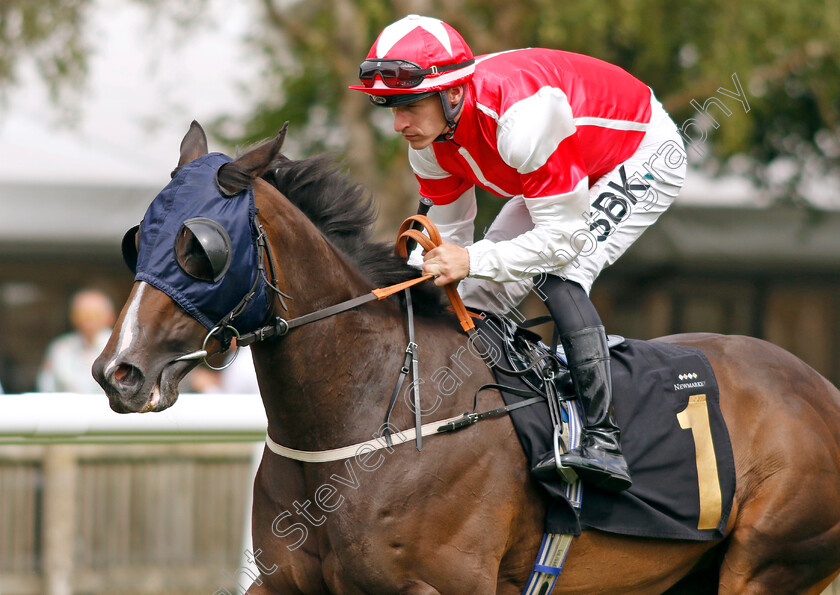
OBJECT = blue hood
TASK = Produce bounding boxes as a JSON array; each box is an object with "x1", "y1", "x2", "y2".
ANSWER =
[{"x1": 132, "y1": 152, "x2": 269, "y2": 332}]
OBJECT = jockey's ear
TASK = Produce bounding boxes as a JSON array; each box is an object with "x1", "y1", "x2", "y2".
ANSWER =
[{"x1": 445, "y1": 85, "x2": 464, "y2": 109}]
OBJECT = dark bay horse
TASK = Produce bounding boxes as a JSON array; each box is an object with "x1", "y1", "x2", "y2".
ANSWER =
[{"x1": 93, "y1": 122, "x2": 840, "y2": 594}]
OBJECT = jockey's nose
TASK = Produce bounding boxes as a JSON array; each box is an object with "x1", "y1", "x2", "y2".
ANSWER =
[{"x1": 392, "y1": 108, "x2": 409, "y2": 133}]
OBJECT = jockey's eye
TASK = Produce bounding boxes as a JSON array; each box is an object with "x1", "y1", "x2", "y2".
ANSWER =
[{"x1": 174, "y1": 218, "x2": 232, "y2": 283}]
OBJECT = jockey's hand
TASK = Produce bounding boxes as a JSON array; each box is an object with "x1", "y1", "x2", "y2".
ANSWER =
[{"x1": 422, "y1": 242, "x2": 469, "y2": 286}]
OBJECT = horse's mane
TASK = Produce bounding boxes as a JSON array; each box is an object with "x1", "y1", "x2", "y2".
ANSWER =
[{"x1": 261, "y1": 155, "x2": 446, "y2": 315}]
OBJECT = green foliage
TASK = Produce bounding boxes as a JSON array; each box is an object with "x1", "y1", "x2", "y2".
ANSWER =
[
  {"x1": 230, "y1": 0, "x2": 839, "y2": 218},
  {"x1": 0, "y1": 0, "x2": 91, "y2": 102},
  {"x1": 4, "y1": 0, "x2": 838, "y2": 214}
]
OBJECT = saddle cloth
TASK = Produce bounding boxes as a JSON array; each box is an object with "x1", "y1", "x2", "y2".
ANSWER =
[{"x1": 475, "y1": 316, "x2": 736, "y2": 540}]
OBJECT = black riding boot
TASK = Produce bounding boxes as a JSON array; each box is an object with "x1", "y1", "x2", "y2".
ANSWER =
[
  {"x1": 560, "y1": 326, "x2": 631, "y2": 491},
  {"x1": 529, "y1": 277, "x2": 631, "y2": 491},
  {"x1": 531, "y1": 325, "x2": 632, "y2": 492}
]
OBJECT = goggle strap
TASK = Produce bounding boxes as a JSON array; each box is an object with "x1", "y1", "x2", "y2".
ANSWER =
[
  {"x1": 435, "y1": 90, "x2": 467, "y2": 143},
  {"x1": 417, "y1": 58, "x2": 474, "y2": 76},
  {"x1": 360, "y1": 58, "x2": 475, "y2": 78}
]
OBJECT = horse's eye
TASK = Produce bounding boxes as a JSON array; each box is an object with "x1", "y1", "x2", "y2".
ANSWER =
[
  {"x1": 121, "y1": 224, "x2": 141, "y2": 273},
  {"x1": 174, "y1": 218, "x2": 232, "y2": 283}
]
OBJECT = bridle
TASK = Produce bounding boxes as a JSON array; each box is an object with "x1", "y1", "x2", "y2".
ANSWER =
[
  {"x1": 180, "y1": 214, "x2": 480, "y2": 362},
  {"x1": 176, "y1": 213, "x2": 562, "y2": 458}
]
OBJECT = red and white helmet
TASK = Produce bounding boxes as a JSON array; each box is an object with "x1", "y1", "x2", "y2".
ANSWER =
[{"x1": 350, "y1": 14, "x2": 475, "y2": 101}]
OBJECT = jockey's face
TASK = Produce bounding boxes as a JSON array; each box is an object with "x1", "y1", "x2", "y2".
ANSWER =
[{"x1": 391, "y1": 94, "x2": 447, "y2": 150}]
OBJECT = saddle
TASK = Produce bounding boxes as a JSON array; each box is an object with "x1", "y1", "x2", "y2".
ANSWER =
[
  {"x1": 472, "y1": 314, "x2": 586, "y2": 503},
  {"x1": 485, "y1": 313, "x2": 625, "y2": 391},
  {"x1": 473, "y1": 314, "x2": 736, "y2": 541}
]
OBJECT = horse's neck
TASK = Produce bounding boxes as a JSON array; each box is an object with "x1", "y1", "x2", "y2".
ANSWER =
[
  {"x1": 257, "y1": 184, "x2": 383, "y2": 324},
  {"x1": 253, "y1": 189, "x2": 411, "y2": 448}
]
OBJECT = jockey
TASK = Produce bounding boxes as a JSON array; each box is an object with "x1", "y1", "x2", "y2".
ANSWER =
[{"x1": 350, "y1": 14, "x2": 686, "y2": 492}]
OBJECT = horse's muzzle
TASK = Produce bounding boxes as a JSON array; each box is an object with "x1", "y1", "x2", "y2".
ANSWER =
[{"x1": 92, "y1": 354, "x2": 148, "y2": 412}]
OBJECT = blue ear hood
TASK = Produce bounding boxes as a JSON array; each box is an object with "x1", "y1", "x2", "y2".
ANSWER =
[{"x1": 133, "y1": 152, "x2": 269, "y2": 332}]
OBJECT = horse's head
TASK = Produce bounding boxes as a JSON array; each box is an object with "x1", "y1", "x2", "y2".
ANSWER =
[{"x1": 93, "y1": 121, "x2": 287, "y2": 413}]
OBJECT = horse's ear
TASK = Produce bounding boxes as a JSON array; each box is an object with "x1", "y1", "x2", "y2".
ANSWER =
[
  {"x1": 234, "y1": 122, "x2": 288, "y2": 178},
  {"x1": 178, "y1": 121, "x2": 209, "y2": 168},
  {"x1": 217, "y1": 123, "x2": 289, "y2": 195}
]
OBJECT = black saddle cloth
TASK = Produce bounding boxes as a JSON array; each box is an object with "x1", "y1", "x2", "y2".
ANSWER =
[{"x1": 474, "y1": 316, "x2": 735, "y2": 540}]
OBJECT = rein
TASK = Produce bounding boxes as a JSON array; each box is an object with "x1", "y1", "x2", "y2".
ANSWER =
[
  {"x1": 236, "y1": 272, "x2": 434, "y2": 345},
  {"x1": 236, "y1": 214, "x2": 477, "y2": 346},
  {"x1": 180, "y1": 212, "x2": 557, "y2": 462}
]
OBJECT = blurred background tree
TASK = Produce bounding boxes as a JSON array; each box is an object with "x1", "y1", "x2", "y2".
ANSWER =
[
  {"x1": 3, "y1": 0, "x2": 839, "y2": 232},
  {"x1": 0, "y1": 0, "x2": 90, "y2": 110},
  {"x1": 225, "y1": 0, "x2": 840, "y2": 232}
]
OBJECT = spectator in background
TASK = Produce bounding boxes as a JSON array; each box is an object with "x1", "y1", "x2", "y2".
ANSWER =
[{"x1": 37, "y1": 289, "x2": 116, "y2": 393}]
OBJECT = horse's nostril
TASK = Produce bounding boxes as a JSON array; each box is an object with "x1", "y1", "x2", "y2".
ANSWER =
[{"x1": 113, "y1": 363, "x2": 143, "y2": 388}]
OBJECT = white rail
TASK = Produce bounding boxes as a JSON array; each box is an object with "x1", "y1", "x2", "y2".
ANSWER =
[{"x1": 0, "y1": 392, "x2": 267, "y2": 443}]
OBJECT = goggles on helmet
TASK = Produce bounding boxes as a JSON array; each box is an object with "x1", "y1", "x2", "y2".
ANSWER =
[{"x1": 358, "y1": 58, "x2": 475, "y2": 89}]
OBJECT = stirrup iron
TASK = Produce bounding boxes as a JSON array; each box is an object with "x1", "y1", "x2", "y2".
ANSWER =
[{"x1": 553, "y1": 423, "x2": 578, "y2": 484}]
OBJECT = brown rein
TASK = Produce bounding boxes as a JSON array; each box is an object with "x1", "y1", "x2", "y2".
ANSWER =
[
  {"x1": 258, "y1": 214, "x2": 556, "y2": 461},
  {"x1": 238, "y1": 215, "x2": 474, "y2": 346},
  {"x1": 391, "y1": 215, "x2": 476, "y2": 332}
]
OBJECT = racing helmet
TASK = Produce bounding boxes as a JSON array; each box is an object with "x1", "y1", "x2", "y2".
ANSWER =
[{"x1": 350, "y1": 15, "x2": 474, "y2": 139}]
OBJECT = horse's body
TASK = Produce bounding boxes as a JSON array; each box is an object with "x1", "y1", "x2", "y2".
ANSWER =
[{"x1": 94, "y1": 124, "x2": 840, "y2": 594}]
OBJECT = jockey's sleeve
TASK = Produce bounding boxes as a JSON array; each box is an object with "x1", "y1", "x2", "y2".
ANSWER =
[
  {"x1": 466, "y1": 87, "x2": 591, "y2": 282},
  {"x1": 466, "y1": 180, "x2": 590, "y2": 282},
  {"x1": 407, "y1": 187, "x2": 477, "y2": 268}
]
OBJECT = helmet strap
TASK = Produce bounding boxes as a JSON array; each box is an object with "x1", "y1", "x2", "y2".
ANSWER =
[{"x1": 434, "y1": 88, "x2": 466, "y2": 143}]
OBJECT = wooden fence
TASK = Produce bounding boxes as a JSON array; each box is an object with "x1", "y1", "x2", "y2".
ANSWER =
[
  {"x1": 1, "y1": 442, "x2": 257, "y2": 595},
  {"x1": 0, "y1": 393, "x2": 265, "y2": 595}
]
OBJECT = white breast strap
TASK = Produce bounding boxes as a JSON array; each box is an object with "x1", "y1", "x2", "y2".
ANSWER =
[{"x1": 264, "y1": 413, "x2": 469, "y2": 463}]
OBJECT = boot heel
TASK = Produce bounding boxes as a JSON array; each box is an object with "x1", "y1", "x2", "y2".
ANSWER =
[{"x1": 594, "y1": 472, "x2": 633, "y2": 492}]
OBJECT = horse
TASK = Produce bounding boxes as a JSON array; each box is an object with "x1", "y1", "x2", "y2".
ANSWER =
[{"x1": 93, "y1": 121, "x2": 840, "y2": 594}]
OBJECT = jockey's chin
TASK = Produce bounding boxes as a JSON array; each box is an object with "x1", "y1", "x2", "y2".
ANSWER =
[{"x1": 400, "y1": 131, "x2": 439, "y2": 150}]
